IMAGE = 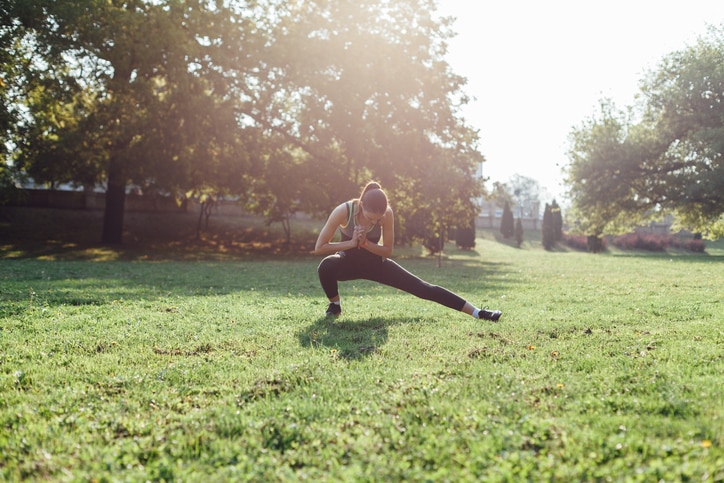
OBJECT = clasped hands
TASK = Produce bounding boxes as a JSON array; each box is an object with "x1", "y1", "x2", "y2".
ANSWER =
[{"x1": 353, "y1": 225, "x2": 368, "y2": 248}]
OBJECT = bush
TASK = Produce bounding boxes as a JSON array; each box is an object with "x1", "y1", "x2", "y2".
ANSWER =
[
  {"x1": 514, "y1": 218, "x2": 523, "y2": 248},
  {"x1": 562, "y1": 233, "x2": 606, "y2": 252},
  {"x1": 0, "y1": 167, "x2": 24, "y2": 206},
  {"x1": 611, "y1": 233, "x2": 706, "y2": 252},
  {"x1": 455, "y1": 220, "x2": 476, "y2": 249},
  {"x1": 500, "y1": 202, "x2": 514, "y2": 239},
  {"x1": 669, "y1": 237, "x2": 706, "y2": 253},
  {"x1": 613, "y1": 233, "x2": 666, "y2": 251},
  {"x1": 587, "y1": 235, "x2": 604, "y2": 253},
  {"x1": 542, "y1": 203, "x2": 555, "y2": 250},
  {"x1": 689, "y1": 239, "x2": 706, "y2": 252}
]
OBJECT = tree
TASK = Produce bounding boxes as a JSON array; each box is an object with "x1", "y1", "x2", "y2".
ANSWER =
[
  {"x1": 551, "y1": 199, "x2": 563, "y2": 241},
  {"x1": 7, "y1": 0, "x2": 253, "y2": 243},
  {"x1": 455, "y1": 216, "x2": 476, "y2": 250},
  {"x1": 514, "y1": 217, "x2": 523, "y2": 248},
  {"x1": 13, "y1": 70, "x2": 103, "y2": 191},
  {"x1": 566, "y1": 99, "x2": 648, "y2": 239},
  {"x1": 236, "y1": 0, "x2": 485, "y2": 243},
  {"x1": 0, "y1": 163, "x2": 22, "y2": 205},
  {"x1": 542, "y1": 203, "x2": 555, "y2": 250},
  {"x1": 1, "y1": 2, "x2": 46, "y2": 195},
  {"x1": 509, "y1": 174, "x2": 541, "y2": 220},
  {"x1": 500, "y1": 201, "x2": 514, "y2": 239},
  {"x1": 0, "y1": 3, "x2": 21, "y2": 160},
  {"x1": 6, "y1": 0, "x2": 487, "y2": 246},
  {"x1": 566, "y1": 25, "x2": 724, "y2": 239},
  {"x1": 490, "y1": 181, "x2": 515, "y2": 208},
  {"x1": 639, "y1": 25, "x2": 724, "y2": 238}
]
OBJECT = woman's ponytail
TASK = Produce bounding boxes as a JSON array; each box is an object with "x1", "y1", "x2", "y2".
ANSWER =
[
  {"x1": 359, "y1": 181, "x2": 388, "y2": 214},
  {"x1": 359, "y1": 181, "x2": 382, "y2": 200}
]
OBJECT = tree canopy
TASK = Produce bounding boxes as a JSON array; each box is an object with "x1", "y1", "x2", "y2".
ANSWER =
[
  {"x1": 2, "y1": 0, "x2": 486, "y2": 245},
  {"x1": 566, "y1": 25, "x2": 724, "y2": 239}
]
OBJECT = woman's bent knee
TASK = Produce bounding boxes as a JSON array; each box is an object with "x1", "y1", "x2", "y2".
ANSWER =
[{"x1": 318, "y1": 254, "x2": 341, "y2": 277}]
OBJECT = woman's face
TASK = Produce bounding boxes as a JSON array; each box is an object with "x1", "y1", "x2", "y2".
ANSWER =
[{"x1": 360, "y1": 203, "x2": 384, "y2": 225}]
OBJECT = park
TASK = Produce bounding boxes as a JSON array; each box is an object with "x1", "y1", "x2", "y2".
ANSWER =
[
  {"x1": 1, "y1": 207, "x2": 723, "y2": 480},
  {"x1": 2, "y1": 0, "x2": 724, "y2": 481}
]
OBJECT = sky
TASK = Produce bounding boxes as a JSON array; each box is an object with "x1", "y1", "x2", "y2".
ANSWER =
[{"x1": 436, "y1": 0, "x2": 724, "y2": 202}]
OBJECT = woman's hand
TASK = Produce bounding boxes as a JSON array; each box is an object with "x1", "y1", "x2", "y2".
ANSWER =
[{"x1": 354, "y1": 225, "x2": 367, "y2": 247}]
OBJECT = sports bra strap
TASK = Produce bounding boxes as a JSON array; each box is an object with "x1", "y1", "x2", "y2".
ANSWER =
[{"x1": 343, "y1": 200, "x2": 356, "y2": 228}]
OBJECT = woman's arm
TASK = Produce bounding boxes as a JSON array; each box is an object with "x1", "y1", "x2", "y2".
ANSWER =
[
  {"x1": 361, "y1": 206, "x2": 394, "y2": 258},
  {"x1": 314, "y1": 203, "x2": 360, "y2": 255}
]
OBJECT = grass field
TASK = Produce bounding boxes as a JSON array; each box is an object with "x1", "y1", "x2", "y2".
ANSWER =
[{"x1": 1, "y1": 208, "x2": 723, "y2": 481}]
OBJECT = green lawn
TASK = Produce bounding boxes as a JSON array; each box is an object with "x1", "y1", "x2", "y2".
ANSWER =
[{"x1": 1, "y1": 209, "x2": 723, "y2": 481}]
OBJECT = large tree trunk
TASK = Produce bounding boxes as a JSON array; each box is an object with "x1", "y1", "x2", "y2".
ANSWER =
[{"x1": 101, "y1": 155, "x2": 126, "y2": 244}]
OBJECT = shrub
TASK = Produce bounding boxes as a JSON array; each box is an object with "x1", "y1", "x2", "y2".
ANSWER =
[
  {"x1": 587, "y1": 235, "x2": 604, "y2": 253},
  {"x1": 669, "y1": 237, "x2": 706, "y2": 253},
  {"x1": 551, "y1": 199, "x2": 563, "y2": 241},
  {"x1": 455, "y1": 220, "x2": 476, "y2": 249},
  {"x1": 514, "y1": 218, "x2": 523, "y2": 248},
  {"x1": 687, "y1": 239, "x2": 706, "y2": 252},
  {"x1": 542, "y1": 203, "x2": 555, "y2": 250},
  {"x1": 613, "y1": 233, "x2": 667, "y2": 251},
  {"x1": 611, "y1": 233, "x2": 706, "y2": 252},
  {"x1": 534, "y1": 231, "x2": 705, "y2": 254},
  {"x1": 562, "y1": 233, "x2": 606, "y2": 252},
  {"x1": 500, "y1": 202, "x2": 514, "y2": 239}
]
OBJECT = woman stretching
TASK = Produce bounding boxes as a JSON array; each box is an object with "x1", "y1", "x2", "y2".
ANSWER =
[{"x1": 314, "y1": 181, "x2": 502, "y2": 321}]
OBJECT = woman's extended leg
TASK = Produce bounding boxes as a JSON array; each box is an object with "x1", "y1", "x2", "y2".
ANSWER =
[
  {"x1": 363, "y1": 258, "x2": 501, "y2": 320},
  {"x1": 318, "y1": 254, "x2": 501, "y2": 321},
  {"x1": 364, "y1": 258, "x2": 467, "y2": 311}
]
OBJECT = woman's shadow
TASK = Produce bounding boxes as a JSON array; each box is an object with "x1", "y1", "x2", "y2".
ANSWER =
[{"x1": 297, "y1": 316, "x2": 407, "y2": 360}]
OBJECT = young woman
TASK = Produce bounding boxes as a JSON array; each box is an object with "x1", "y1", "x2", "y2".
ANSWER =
[{"x1": 314, "y1": 181, "x2": 502, "y2": 321}]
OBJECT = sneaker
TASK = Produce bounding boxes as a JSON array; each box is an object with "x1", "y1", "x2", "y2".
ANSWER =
[
  {"x1": 478, "y1": 307, "x2": 502, "y2": 322},
  {"x1": 325, "y1": 303, "x2": 341, "y2": 317}
]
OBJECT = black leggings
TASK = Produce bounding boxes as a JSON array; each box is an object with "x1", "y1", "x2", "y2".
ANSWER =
[{"x1": 317, "y1": 250, "x2": 467, "y2": 311}]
